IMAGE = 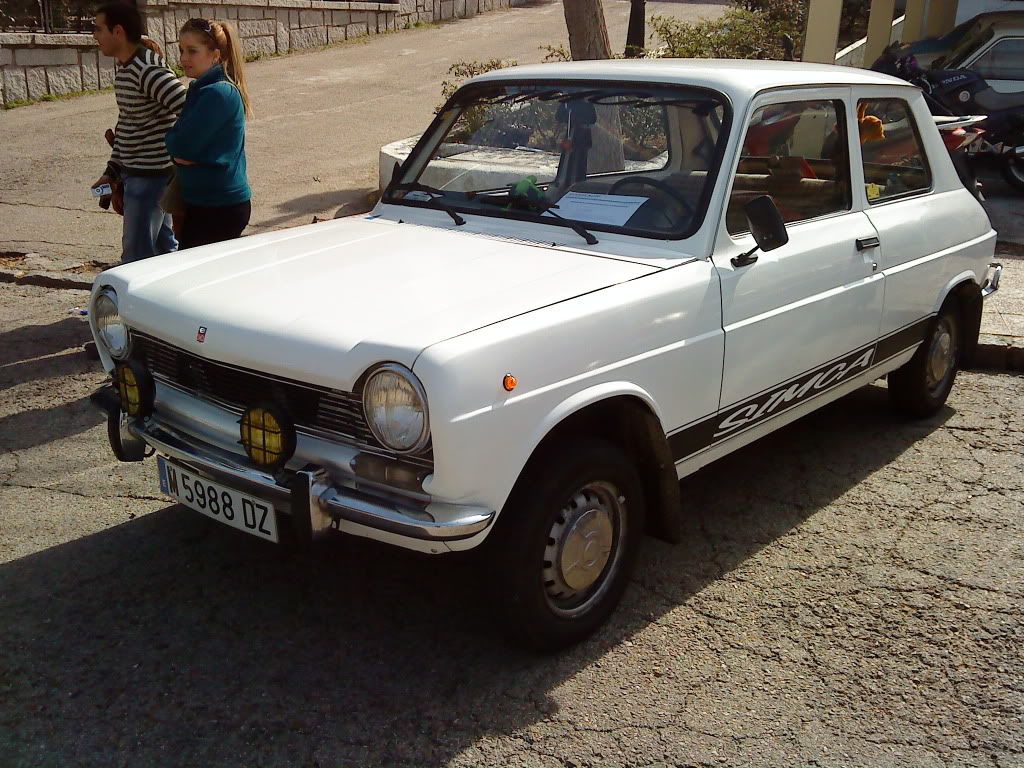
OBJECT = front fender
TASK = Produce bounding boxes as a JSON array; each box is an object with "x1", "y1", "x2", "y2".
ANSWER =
[{"x1": 524, "y1": 381, "x2": 665, "y2": 463}]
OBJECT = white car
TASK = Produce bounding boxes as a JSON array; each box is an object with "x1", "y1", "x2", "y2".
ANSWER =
[{"x1": 90, "y1": 60, "x2": 1003, "y2": 650}]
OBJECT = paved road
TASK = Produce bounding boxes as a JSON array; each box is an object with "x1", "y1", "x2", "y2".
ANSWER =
[
  {"x1": 0, "y1": 0, "x2": 727, "y2": 272},
  {"x1": 1, "y1": 283, "x2": 1022, "y2": 767}
]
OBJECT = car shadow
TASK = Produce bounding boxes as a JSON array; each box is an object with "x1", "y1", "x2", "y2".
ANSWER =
[
  {"x1": 0, "y1": 317, "x2": 92, "y2": 367},
  {"x1": 0, "y1": 383, "x2": 952, "y2": 765},
  {"x1": 0, "y1": 394, "x2": 104, "y2": 452},
  {"x1": 0, "y1": 316, "x2": 96, "y2": 395},
  {"x1": 251, "y1": 187, "x2": 380, "y2": 232}
]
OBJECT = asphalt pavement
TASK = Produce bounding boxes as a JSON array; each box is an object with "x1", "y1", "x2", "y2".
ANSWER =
[{"x1": 0, "y1": 283, "x2": 1021, "y2": 767}]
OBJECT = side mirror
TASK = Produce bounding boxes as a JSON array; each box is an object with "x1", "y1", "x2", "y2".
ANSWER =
[
  {"x1": 732, "y1": 195, "x2": 788, "y2": 267},
  {"x1": 746, "y1": 194, "x2": 788, "y2": 252}
]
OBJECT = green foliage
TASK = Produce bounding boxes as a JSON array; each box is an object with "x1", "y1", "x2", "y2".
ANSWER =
[
  {"x1": 540, "y1": 44, "x2": 571, "y2": 63},
  {"x1": 438, "y1": 58, "x2": 517, "y2": 107},
  {"x1": 436, "y1": 58, "x2": 518, "y2": 142},
  {"x1": 648, "y1": 0, "x2": 806, "y2": 61}
]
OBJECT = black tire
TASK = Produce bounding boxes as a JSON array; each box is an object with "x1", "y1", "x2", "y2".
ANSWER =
[
  {"x1": 951, "y1": 152, "x2": 982, "y2": 200},
  {"x1": 488, "y1": 439, "x2": 646, "y2": 651},
  {"x1": 888, "y1": 306, "x2": 960, "y2": 418},
  {"x1": 1001, "y1": 155, "x2": 1024, "y2": 193}
]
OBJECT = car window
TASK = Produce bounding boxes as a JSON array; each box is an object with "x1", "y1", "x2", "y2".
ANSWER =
[
  {"x1": 726, "y1": 99, "x2": 852, "y2": 236},
  {"x1": 389, "y1": 83, "x2": 731, "y2": 240},
  {"x1": 857, "y1": 99, "x2": 932, "y2": 204},
  {"x1": 970, "y1": 37, "x2": 1024, "y2": 80},
  {"x1": 440, "y1": 91, "x2": 671, "y2": 189}
]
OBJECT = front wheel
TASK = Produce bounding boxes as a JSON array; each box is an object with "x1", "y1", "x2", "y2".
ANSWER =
[
  {"x1": 888, "y1": 306, "x2": 960, "y2": 418},
  {"x1": 1001, "y1": 155, "x2": 1024, "y2": 192},
  {"x1": 489, "y1": 439, "x2": 646, "y2": 651}
]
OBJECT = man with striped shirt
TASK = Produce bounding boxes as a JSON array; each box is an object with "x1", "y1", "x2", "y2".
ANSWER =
[{"x1": 92, "y1": 2, "x2": 187, "y2": 262}]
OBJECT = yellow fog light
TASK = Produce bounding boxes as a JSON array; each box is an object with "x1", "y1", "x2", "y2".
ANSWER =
[
  {"x1": 113, "y1": 361, "x2": 154, "y2": 418},
  {"x1": 240, "y1": 405, "x2": 296, "y2": 469}
]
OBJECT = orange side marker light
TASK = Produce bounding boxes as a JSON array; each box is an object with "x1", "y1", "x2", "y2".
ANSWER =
[{"x1": 503, "y1": 374, "x2": 518, "y2": 392}]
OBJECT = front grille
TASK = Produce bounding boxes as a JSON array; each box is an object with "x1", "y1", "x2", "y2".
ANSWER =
[{"x1": 132, "y1": 332, "x2": 431, "y2": 466}]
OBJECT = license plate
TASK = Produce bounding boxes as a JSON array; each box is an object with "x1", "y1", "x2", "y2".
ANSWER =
[{"x1": 158, "y1": 456, "x2": 279, "y2": 543}]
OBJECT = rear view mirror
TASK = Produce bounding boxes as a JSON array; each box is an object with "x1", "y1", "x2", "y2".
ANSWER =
[
  {"x1": 732, "y1": 195, "x2": 788, "y2": 268},
  {"x1": 745, "y1": 195, "x2": 788, "y2": 253}
]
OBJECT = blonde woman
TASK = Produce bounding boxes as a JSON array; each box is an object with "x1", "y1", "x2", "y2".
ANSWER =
[{"x1": 165, "y1": 18, "x2": 252, "y2": 249}]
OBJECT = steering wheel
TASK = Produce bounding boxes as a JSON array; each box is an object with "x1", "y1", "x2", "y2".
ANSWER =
[{"x1": 608, "y1": 176, "x2": 695, "y2": 224}]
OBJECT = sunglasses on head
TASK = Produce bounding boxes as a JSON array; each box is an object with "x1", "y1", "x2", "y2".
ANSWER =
[{"x1": 185, "y1": 17, "x2": 213, "y2": 33}]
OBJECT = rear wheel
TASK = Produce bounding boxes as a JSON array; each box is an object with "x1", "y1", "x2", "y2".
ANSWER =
[
  {"x1": 951, "y1": 152, "x2": 982, "y2": 200},
  {"x1": 1001, "y1": 155, "x2": 1024, "y2": 193},
  {"x1": 489, "y1": 439, "x2": 646, "y2": 651},
  {"x1": 888, "y1": 306, "x2": 960, "y2": 418}
]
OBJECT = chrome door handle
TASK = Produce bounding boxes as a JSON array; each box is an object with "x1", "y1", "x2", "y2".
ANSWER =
[{"x1": 857, "y1": 236, "x2": 880, "y2": 251}]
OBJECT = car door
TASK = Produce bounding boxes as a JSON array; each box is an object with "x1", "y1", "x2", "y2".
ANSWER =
[
  {"x1": 712, "y1": 89, "x2": 885, "y2": 437},
  {"x1": 853, "y1": 89, "x2": 993, "y2": 350}
]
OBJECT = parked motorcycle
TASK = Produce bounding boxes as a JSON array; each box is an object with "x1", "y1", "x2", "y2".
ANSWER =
[{"x1": 872, "y1": 47, "x2": 1024, "y2": 192}]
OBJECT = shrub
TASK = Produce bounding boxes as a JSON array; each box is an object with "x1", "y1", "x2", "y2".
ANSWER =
[
  {"x1": 648, "y1": 0, "x2": 806, "y2": 61},
  {"x1": 437, "y1": 58, "x2": 517, "y2": 110}
]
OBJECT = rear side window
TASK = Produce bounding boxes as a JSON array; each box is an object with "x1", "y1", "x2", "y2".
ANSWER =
[
  {"x1": 971, "y1": 38, "x2": 1024, "y2": 81},
  {"x1": 857, "y1": 99, "x2": 932, "y2": 204},
  {"x1": 726, "y1": 99, "x2": 852, "y2": 235}
]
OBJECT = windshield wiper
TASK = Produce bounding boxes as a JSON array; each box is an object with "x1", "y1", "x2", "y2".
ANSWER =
[
  {"x1": 477, "y1": 194, "x2": 598, "y2": 245},
  {"x1": 387, "y1": 181, "x2": 465, "y2": 226}
]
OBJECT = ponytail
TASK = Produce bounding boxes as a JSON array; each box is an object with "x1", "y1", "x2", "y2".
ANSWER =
[{"x1": 211, "y1": 21, "x2": 252, "y2": 118}]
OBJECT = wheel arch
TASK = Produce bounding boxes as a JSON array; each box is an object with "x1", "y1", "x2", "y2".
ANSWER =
[
  {"x1": 517, "y1": 386, "x2": 682, "y2": 544},
  {"x1": 934, "y1": 272, "x2": 983, "y2": 368}
]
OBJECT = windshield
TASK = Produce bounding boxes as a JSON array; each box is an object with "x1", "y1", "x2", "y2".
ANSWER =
[{"x1": 385, "y1": 81, "x2": 730, "y2": 240}]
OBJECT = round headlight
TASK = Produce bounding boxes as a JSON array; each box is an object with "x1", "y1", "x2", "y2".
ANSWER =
[
  {"x1": 94, "y1": 289, "x2": 131, "y2": 359},
  {"x1": 362, "y1": 365, "x2": 429, "y2": 453}
]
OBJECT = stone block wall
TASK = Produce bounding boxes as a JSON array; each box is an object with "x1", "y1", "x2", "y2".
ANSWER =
[
  {"x1": 0, "y1": 0, "x2": 525, "y2": 106},
  {"x1": 0, "y1": 33, "x2": 117, "y2": 106}
]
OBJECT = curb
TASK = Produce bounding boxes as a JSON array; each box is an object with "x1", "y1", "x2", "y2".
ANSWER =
[
  {"x1": 973, "y1": 334, "x2": 1024, "y2": 373},
  {"x1": 995, "y1": 242, "x2": 1024, "y2": 259}
]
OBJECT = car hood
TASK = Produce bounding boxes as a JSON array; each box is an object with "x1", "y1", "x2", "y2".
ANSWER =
[{"x1": 104, "y1": 216, "x2": 657, "y2": 390}]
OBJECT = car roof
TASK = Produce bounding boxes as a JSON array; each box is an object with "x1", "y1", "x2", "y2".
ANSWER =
[
  {"x1": 972, "y1": 9, "x2": 1024, "y2": 27},
  {"x1": 468, "y1": 59, "x2": 916, "y2": 103}
]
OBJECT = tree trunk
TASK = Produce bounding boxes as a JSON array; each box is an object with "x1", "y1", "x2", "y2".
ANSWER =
[
  {"x1": 624, "y1": 0, "x2": 645, "y2": 58},
  {"x1": 561, "y1": 0, "x2": 623, "y2": 173},
  {"x1": 562, "y1": 0, "x2": 612, "y2": 61}
]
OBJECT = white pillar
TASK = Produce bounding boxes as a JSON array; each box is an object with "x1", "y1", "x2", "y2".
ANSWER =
[
  {"x1": 926, "y1": 0, "x2": 958, "y2": 37},
  {"x1": 803, "y1": 0, "x2": 843, "y2": 64},
  {"x1": 864, "y1": 0, "x2": 898, "y2": 67},
  {"x1": 902, "y1": 0, "x2": 927, "y2": 43}
]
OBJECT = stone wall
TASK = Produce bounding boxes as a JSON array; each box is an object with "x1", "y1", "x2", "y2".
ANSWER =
[
  {"x1": 1, "y1": 0, "x2": 526, "y2": 107},
  {"x1": 0, "y1": 33, "x2": 117, "y2": 106}
]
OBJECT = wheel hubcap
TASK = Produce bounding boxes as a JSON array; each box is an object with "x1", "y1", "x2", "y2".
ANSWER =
[
  {"x1": 543, "y1": 481, "x2": 625, "y2": 617},
  {"x1": 925, "y1": 319, "x2": 955, "y2": 394}
]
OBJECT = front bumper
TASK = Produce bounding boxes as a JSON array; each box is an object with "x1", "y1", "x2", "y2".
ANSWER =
[{"x1": 93, "y1": 387, "x2": 495, "y2": 550}]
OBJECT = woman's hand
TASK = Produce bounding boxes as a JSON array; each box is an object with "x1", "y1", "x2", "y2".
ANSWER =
[{"x1": 173, "y1": 157, "x2": 197, "y2": 166}]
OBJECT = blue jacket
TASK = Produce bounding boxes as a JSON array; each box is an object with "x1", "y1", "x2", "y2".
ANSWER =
[{"x1": 165, "y1": 64, "x2": 251, "y2": 207}]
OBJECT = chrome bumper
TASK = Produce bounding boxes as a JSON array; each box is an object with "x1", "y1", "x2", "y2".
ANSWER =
[
  {"x1": 982, "y1": 262, "x2": 1002, "y2": 299},
  {"x1": 128, "y1": 418, "x2": 495, "y2": 544}
]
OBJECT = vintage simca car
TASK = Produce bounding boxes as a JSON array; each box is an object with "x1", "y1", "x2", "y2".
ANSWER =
[{"x1": 90, "y1": 60, "x2": 1003, "y2": 649}]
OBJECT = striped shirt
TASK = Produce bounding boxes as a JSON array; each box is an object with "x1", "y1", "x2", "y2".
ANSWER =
[{"x1": 105, "y1": 46, "x2": 187, "y2": 178}]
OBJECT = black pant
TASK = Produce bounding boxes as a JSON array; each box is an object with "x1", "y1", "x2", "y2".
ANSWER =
[{"x1": 179, "y1": 200, "x2": 251, "y2": 250}]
